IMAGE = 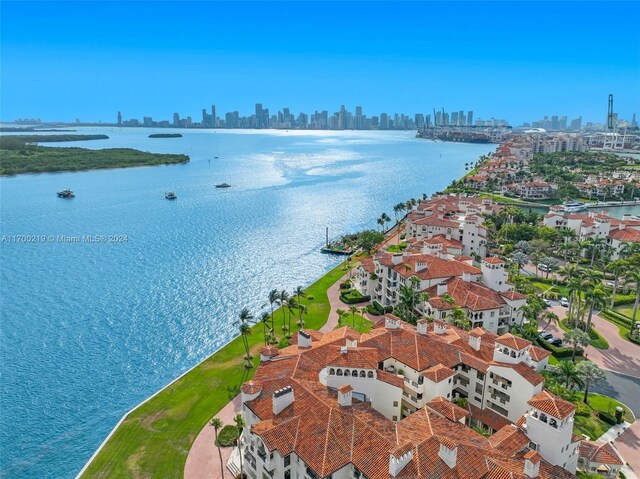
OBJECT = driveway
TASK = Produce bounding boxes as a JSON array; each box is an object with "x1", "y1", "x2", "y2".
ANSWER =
[
  {"x1": 591, "y1": 370, "x2": 640, "y2": 418},
  {"x1": 541, "y1": 303, "x2": 640, "y2": 378}
]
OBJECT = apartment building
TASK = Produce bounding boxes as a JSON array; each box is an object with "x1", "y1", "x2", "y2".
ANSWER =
[{"x1": 236, "y1": 317, "x2": 581, "y2": 479}]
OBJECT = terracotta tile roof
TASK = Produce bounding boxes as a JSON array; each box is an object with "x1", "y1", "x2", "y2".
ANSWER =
[
  {"x1": 609, "y1": 228, "x2": 640, "y2": 242},
  {"x1": 467, "y1": 403, "x2": 512, "y2": 432},
  {"x1": 426, "y1": 397, "x2": 470, "y2": 422},
  {"x1": 495, "y1": 333, "x2": 531, "y2": 351},
  {"x1": 579, "y1": 441, "x2": 623, "y2": 465},
  {"x1": 325, "y1": 346, "x2": 379, "y2": 369},
  {"x1": 260, "y1": 346, "x2": 280, "y2": 357},
  {"x1": 378, "y1": 370, "x2": 404, "y2": 388},
  {"x1": 469, "y1": 327, "x2": 487, "y2": 338},
  {"x1": 488, "y1": 425, "x2": 530, "y2": 456},
  {"x1": 387, "y1": 253, "x2": 481, "y2": 281},
  {"x1": 508, "y1": 362, "x2": 544, "y2": 386},
  {"x1": 524, "y1": 449, "x2": 541, "y2": 462},
  {"x1": 426, "y1": 277, "x2": 507, "y2": 311},
  {"x1": 337, "y1": 384, "x2": 353, "y2": 393},
  {"x1": 501, "y1": 290, "x2": 527, "y2": 301},
  {"x1": 484, "y1": 256, "x2": 505, "y2": 264},
  {"x1": 527, "y1": 390, "x2": 576, "y2": 419},
  {"x1": 528, "y1": 346, "x2": 551, "y2": 361},
  {"x1": 423, "y1": 364, "x2": 456, "y2": 382}
]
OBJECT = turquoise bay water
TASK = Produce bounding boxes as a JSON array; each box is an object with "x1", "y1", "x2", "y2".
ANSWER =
[{"x1": 0, "y1": 128, "x2": 492, "y2": 478}]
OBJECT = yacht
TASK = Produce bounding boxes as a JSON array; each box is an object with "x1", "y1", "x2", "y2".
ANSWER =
[
  {"x1": 165, "y1": 192, "x2": 177, "y2": 200},
  {"x1": 215, "y1": 183, "x2": 232, "y2": 188},
  {"x1": 562, "y1": 200, "x2": 587, "y2": 212},
  {"x1": 57, "y1": 189, "x2": 75, "y2": 198}
]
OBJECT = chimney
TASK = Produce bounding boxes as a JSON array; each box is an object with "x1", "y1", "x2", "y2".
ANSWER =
[
  {"x1": 346, "y1": 338, "x2": 358, "y2": 347},
  {"x1": 272, "y1": 386, "x2": 294, "y2": 415},
  {"x1": 337, "y1": 384, "x2": 353, "y2": 407},
  {"x1": 417, "y1": 319, "x2": 428, "y2": 335},
  {"x1": 298, "y1": 330, "x2": 312, "y2": 348},
  {"x1": 385, "y1": 316, "x2": 400, "y2": 329},
  {"x1": 468, "y1": 330, "x2": 482, "y2": 351},
  {"x1": 523, "y1": 450, "x2": 541, "y2": 478},
  {"x1": 389, "y1": 447, "x2": 413, "y2": 477},
  {"x1": 415, "y1": 261, "x2": 427, "y2": 272},
  {"x1": 437, "y1": 282, "x2": 448, "y2": 296},
  {"x1": 438, "y1": 440, "x2": 457, "y2": 469},
  {"x1": 340, "y1": 345, "x2": 348, "y2": 354},
  {"x1": 434, "y1": 320, "x2": 447, "y2": 335},
  {"x1": 391, "y1": 253, "x2": 403, "y2": 265},
  {"x1": 462, "y1": 271, "x2": 471, "y2": 282}
]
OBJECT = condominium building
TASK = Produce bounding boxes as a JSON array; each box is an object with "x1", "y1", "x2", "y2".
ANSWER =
[{"x1": 236, "y1": 317, "x2": 581, "y2": 479}]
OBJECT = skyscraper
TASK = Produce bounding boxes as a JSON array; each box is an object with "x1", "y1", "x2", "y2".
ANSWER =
[
  {"x1": 467, "y1": 111, "x2": 473, "y2": 126},
  {"x1": 173, "y1": 112, "x2": 180, "y2": 127},
  {"x1": 117, "y1": 111, "x2": 122, "y2": 126},
  {"x1": 211, "y1": 105, "x2": 217, "y2": 127}
]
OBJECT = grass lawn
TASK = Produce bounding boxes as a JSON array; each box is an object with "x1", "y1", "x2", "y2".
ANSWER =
[
  {"x1": 531, "y1": 281, "x2": 570, "y2": 299},
  {"x1": 478, "y1": 193, "x2": 530, "y2": 205},
  {"x1": 337, "y1": 314, "x2": 375, "y2": 333},
  {"x1": 574, "y1": 393, "x2": 634, "y2": 440},
  {"x1": 80, "y1": 260, "x2": 351, "y2": 478},
  {"x1": 614, "y1": 306, "x2": 635, "y2": 320},
  {"x1": 386, "y1": 242, "x2": 408, "y2": 253}
]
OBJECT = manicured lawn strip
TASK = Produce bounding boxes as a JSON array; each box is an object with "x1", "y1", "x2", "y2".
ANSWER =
[
  {"x1": 613, "y1": 306, "x2": 635, "y2": 320},
  {"x1": 386, "y1": 242, "x2": 408, "y2": 253},
  {"x1": 337, "y1": 314, "x2": 375, "y2": 333},
  {"x1": 574, "y1": 393, "x2": 634, "y2": 440},
  {"x1": 80, "y1": 261, "x2": 349, "y2": 478}
]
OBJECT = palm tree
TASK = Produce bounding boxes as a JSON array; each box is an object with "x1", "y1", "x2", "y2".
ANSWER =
[
  {"x1": 358, "y1": 306, "x2": 367, "y2": 330},
  {"x1": 381, "y1": 213, "x2": 391, "y2": 232},
  {"x1": 239, "y1": 322, "x2": 252, "y2": 365},
  {"x1": 584, "y1": 284, "x2": 606, "y2": 332},
  {"x1": 553, "y1": 361, "x2": 584, "y2": 389},
  {"x1": 576, "y1": 361, "x2": 605, "y2": 404},
  {"x1": 284, "y1": 295, "x2": 298, "y2": 336},
  {"x1": 210, "y1": 417, "x2": 225, "y2": 478},
  {"x1": 336, "y1": 308, "x2": 346, "y2": 326},
  {"x1": 297, "y1": 303, "x2": 307, "y2": 328},
  {"x1": 259, "y1": 312, "x2": 270, "y2": 345},
  {"x1": 538, "y1": 311, "x2": 559, "y2": 333},
  {"x1": 376, "y1": 216, "x2": 385, "y2": 232},
  {"x1": 234, "y1": 414, "x2": 246, "y2": 478},
  {"x1": 268, "y1": 288, "x2": 279, "y2": 338},
  {"x1": 278, "y1": 290, "x2": 290, "y2": 334},
  {"x1": 349, "y1": 305, "x2": 358, "y2": 328},
  {"x1": 588, "y1": 237, "x2": 606, "y2": 266},
  {"x1": 623, "y1": 270, "x2": 640, "y2": 321},
  {"x1": 450, "y1": 307, "x2": 470, "y2": 330},
  {"x1": 563, "y1": 328, "x2": 590, "y2": 362}
]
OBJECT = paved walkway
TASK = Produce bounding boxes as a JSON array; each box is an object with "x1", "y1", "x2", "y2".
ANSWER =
[
  {"x1": 614, "y1": 420, "x2": 640, "y2": 478},
  {"x1": 320, "y1": 269, "x2": 351, "y2": 333},
  {"x1": 184, "y1": 395, "x2": 242, "y2": 479},
  {"x1": 544, "y1": 304, "x2": 640, "y2": 378}
]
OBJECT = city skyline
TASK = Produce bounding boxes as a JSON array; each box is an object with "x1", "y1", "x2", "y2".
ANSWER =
[{"x1": 1, "y1": 1, "x2": 639, "y2": 124}]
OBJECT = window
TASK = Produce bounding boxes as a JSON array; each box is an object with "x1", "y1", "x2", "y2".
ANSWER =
[
  {"x1": 392, "y1": 415, "x2": 398, "y2": 421},
  {"x1": 490, "y1": 311, "x2": 495, "y2": 317},
  {"x1": 337, "y1": 369, "x2": 343, "y2": 376},
  {"x1": 352, "y1": 370, "x2": 358, "y2": 377},
  {"x1": 329, "y1": 368, "x2": 335, "y2": 375},
  {"x1": 360, "y1": 370, "x2": 366, "y2": 378},
  {"x1": 477, "y1": 372, "x2": 485, "y2": 381},
  {"x1": 367, "y1": 371, "x2": 374, "y2": 378},
  {"x1": 393, "y1": 401, "x2": 398, "y2": 407},
  {"x1": 448, "y1": 378, "x2": 452, "y2": 383},
  {"x1": 284, "y1": 455, "x2": 291, "y2": 467}
]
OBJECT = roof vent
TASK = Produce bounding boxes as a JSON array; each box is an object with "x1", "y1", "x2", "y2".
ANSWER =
[{"x1": 272, "y1": 386, "x2": 294, "y2": 415}]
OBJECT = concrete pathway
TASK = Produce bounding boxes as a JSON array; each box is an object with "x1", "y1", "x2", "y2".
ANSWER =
[
  {"x1": 614, "y1": 420, "x2": 640, "y2": 478},
  {"x1": 184, "y1": 395, "x2": 242, "y2": 479},
  {"x1": 320, "y1": 269, "x2": 351, "y2": 333}
]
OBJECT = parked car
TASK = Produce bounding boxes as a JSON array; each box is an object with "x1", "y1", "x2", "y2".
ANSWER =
[
  {"x1": 559, "y1": 297, "x2": 569, "y2": 307},
  {"x1": 549, "y1": 338, "x2": 563, "y2": 347},
  {"x1": 605, "y1": 281, "x2": 615, "y2": 287},
  {"x1": 539, "y1": 332, "x2": 553, "y2": 341},
  {"x1": 543, "y1": 299, "x2": 552, "y2": 307},
  {"x1": 538, "y1": 263, "x2": 549, "y2": 272}
]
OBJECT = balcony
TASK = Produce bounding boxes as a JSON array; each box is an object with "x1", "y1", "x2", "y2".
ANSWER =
[{"x1": 403, "y1": 377, "x2": 421, "y2": 391}]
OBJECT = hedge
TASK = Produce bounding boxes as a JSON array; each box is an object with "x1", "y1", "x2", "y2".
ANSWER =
[
  {"x1": 339, "y1": 281, "x2": 352, "y2": 290},
  {"x1": 612, "y1": 294, "x2": 637, "y2": 306},
  {"x1": 366, "y1": 305, "x2": 382, "y2": 316},
  {"x1": 536, "y1": 338, "x2": 584, "y2": 358},
  {"x1": 598, "y1": 411, "x2": 618, "y2": 426},
  {"x1": 339, "y1": 290, "x2": 371, "y2": 304},
  {"x1": 216, "y1": 425, "x2": 239, "y2": 447},
  {"x1": 372, "y1": 301, "x2": 393, "y2": 314},
  {"x1": 602, "y1": 310, "x2": 633, "y2": 328}
]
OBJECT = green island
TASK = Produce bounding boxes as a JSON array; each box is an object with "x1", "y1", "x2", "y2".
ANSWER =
[
  {"x1": 0, "y1": 135, "x2": 189, "y2": 175},
  {"x1": 79, "y1": 260, "x2": 351, "y2": 478},
  {"x1": 149, "y1": 133, "x2": 183, "y2": 138}
]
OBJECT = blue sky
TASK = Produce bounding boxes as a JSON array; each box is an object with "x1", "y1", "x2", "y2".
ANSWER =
[{"x1": 1, "y1": 1, "x2": 638, "y2": 125}]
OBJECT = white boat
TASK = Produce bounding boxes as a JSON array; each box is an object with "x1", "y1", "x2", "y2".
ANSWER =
[{"x1": 562, "y1": 200, "x2": 587, "y2": 213}]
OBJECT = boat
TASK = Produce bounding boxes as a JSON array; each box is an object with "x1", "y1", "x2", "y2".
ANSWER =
[
  {"x1": 562, "y1": 200, "x2": 587, "y2": 212},
  {"x1": 165, "y1": 192, "x2": 177, "y2": 200},
  {"x1": 57, "y1": 189, "x2": 75, "y2": 198},
  {"x1": 215, "y1": 183, "x2": 232, "y2": 188}
]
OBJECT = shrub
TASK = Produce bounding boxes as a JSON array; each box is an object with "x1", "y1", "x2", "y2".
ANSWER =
[
  {"x1": 339, "y1": 290, "x2": 370, "y2": 304},
  {"x1": 372, "y1": 301, "x2": 393, "y2": 314},
  {"x1": 366, "y1": 305, "x2": 382, "y2": 316},
  {"x1": 574, "y1": 402, "x2": 590, "y2": 417},
  {"x1": 339, "y1": 280, "x2": 352, "y2": 290},
  {"x1": 216, "y1": 425, "x2": 239, "y2": 447},
  {"x1": 536, "y1": 338, "x2": 583, "y2": 358},
  {"x1": 598, "y1": 411, "x2": 618, "y2": 426},
  {"x1": 612, "y1": 294, "x2": 636, "y2": 306}
]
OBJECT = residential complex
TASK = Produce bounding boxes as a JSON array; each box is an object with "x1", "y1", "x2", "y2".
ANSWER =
[
  {"x1": 543, "y1": 208, "x2": 640, "y2": 259},
  {"x1": 237, "y1": 317, "x2": 590, "y2": 479}
]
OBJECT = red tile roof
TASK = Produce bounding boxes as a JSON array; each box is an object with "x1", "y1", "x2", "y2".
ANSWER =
[
  {"x1": 423, "y1": 364, "x2": 456, "y2": 382},
  {"x1": 495, "y1": 333, "x2": 531, "y2": 351},
  {"x1": 527, "y1": 390, "x2": 576, "y2": 419},
  {"x1": 609, "y1": 228, "x2": 640, "y2": 242},
  {"x1": 426, "y1": 397, "x2": 470, "y2": 422},
  {"x1": 579, "y1": 441, "x2": 623, "y2": 465}
]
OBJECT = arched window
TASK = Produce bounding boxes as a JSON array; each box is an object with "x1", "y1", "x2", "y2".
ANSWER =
[
  {"x1": 367, "y1": 371, "x2": 374, "y2": 378},
  {"x1": 344, "y1": 369, "x2": 350, "y2": 376},
  {"x1": 359, "y1": 370, "x2": 366, "y2": 378},
  {"x1": 352, "y1": 370, "x2": 358, "y2": 377},
  {"x1": 510, "y1": 351, "x2": 516, "y2": 358},
  {"x1": 329, "y1": 368, "x2": 335, "y2": 375},
  {"x1": 337, "y1": 369, "x2": 343, "y2": 376}
]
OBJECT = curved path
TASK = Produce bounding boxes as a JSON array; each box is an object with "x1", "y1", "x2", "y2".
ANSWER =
[
  {"x1": 184, "y1": 395, "x2": 242, "y2": 479},
  {"x1": 544, "y1": 305, "x2": 640, "y2": 378}
]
